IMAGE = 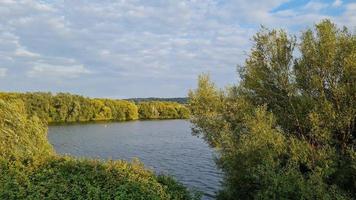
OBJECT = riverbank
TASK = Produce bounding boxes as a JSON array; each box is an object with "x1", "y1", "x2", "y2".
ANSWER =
[{"x1": 0, "y1": 99, "x2": 199, "y2": 200}]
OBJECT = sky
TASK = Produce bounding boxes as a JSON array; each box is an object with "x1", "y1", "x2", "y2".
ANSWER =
[{"x1": 0, "y1": 0, "x2": 355, "y2": 98}]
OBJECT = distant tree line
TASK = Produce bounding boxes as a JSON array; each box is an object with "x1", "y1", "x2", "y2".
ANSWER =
[
  {"x1": 127, "y1": 97, "x2": 188, "y2": 104},
  {"x1": 0, "y1": 92, "x2": 189, "y2": 123},
  {"x1": 138, "y1": 101, "x2": 190, "y2": 119}
]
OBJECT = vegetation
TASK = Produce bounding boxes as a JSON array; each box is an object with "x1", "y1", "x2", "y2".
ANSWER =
[
  {"x1": 189, "y1": 20, "x2": 355, "y2": 199},
  {"x1": 0, "y1": 99, "x2": 54, "y2": 160},
  {"x1": 0, "y1": 99, "x2": 199, "y2": 199},
  {"x1": 138, "y1": 101, "x2": 190, "y2": 119},
  {"x1": 127, "y1": 97, "x2": 188, "y2": 104},
  {"x1": 0, "y1": 157, "x2": 200, "y2": 200},
  {"x1": 0, "y1": 92, "x2": 189, "y2": 123}
]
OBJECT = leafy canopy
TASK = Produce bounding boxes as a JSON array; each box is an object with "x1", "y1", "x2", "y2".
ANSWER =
[{"x1": 189, "y1": 20, "x2": 355, "y2": 200}]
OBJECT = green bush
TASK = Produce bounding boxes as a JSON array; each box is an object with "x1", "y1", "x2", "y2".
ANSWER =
[
  {"x1": 0, "y1": 157, "x2": 197, "y2": 200},
  {"x1": 157, "y1": 175, "x2": 201, "y2": 200}
]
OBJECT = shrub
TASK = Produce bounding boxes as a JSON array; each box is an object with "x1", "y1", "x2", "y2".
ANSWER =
[{"x1": 0, "y1": 157, "x2": 196, "y2": 200}]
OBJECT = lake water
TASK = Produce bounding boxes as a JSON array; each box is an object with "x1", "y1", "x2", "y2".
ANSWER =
[{"x1": 48, "y1": 120, "x2": 222, "y2": 200}]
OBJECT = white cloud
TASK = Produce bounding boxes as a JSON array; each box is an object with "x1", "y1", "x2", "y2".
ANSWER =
[
  {"x1": 32, "y1": 2, "x2": 55, "y2": 12},
  {"x1": 15, "y1": 47, "x2": 40, "y2": 57},
  {"x1": 335, "y1": 3, "x2": 356, "y2": 27},
  {"x1": 304, "y1": 1, "x2": 328, "y2": 11},
  {"x1": 0, "y1": 0, "x2": 353, "y2": 97},
  {"x1": 332, "y1": 0, "x2": 342, "y2": 7},
  {"x1": 27, "y1": 63, "x2": 91, "y2": 78},
  {"x1": 0, "y1": 68, "x2": 8, "y2": 77}
]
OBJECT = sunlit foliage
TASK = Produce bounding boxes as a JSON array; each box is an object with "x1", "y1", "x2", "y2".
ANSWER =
[
  {"x1": 138, "y1": 101, "x2": 190, "y2": 119},
  {"x1": 0, "y1": 100, "x2": 53, "y2": 160},
  {"x1": 189, "y1": 20, "x2": 355, "y2": 199},
  {"x1": 0, "y1": 157, "x2": 199, "y2": 200},
  {"x1": 0, "y1": 92, "x2": 189, "y2": 123}
]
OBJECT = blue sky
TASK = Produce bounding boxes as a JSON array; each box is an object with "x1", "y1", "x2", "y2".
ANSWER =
[{"x1": 0, "y1": 0, "x2": 355, "y2": 98}]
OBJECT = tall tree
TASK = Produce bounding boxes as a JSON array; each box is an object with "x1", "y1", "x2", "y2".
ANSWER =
[{"x1": 189, "y1": 20, "x2": 355, "y2": 199}]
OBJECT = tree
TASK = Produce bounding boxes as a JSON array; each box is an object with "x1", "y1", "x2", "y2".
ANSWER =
[
  {"x1": 0, "y1": 100, "x2": 53, "y2": 160},
  {"x1": 0, "y1": 92, "x2": 188, "y2": 122},
  {"x1": 189, "y1": 20, "x2": 355, "y2": 199}
]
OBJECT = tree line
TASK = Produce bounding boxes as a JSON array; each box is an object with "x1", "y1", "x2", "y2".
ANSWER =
[
  {"x1": 189, "y1": 20, "x2": 355, "y2": 199},
  {"x1": 0, "y1": 92, "x2": 189, "y2": 123},
  {"x1": 138, "y1": 101, "x2": 189, "y2": 119},
  {"x1": 127, "y1": 97, "x2": 188, "y2": 104}
]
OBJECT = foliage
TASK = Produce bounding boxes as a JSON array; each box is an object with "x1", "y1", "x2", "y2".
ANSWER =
[
  {"x1": 157, "y1": 175, "x2": 202, "y2": 200},
  {"x1": 0, "y1": 92, "x2": 189, "y2": 123},
  {"x1": 189, "y1": 20, "x2": 355, "y2": 199},
  {"x1": 138, "y1": 101, "x2": 190, "y2": 119},
  {"x1": 0, "y1": 100, "x2": 53, "y2": 160},
  {"x1": 0, "y1": 157, "x2": 197, "y2": 200},
  {"x1": 127, "y1": 98, "x2": 188, "y2": 104},
  {"x1": 0, "y1": 98, "x2": 197, "y2": 199}
]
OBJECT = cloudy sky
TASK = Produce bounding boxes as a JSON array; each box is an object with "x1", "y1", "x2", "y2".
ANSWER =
[{"x1": 0, "y1": 0, "x2": 355, "y2": 98}]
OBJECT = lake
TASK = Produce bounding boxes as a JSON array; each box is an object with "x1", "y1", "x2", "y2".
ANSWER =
[{"x1": 48, "y1": 119, "x2": 222, "y2": 200}]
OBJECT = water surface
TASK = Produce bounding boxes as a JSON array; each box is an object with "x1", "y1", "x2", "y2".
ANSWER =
[{"x1": 48, "y1": 120, "x2": 222, "y2": 199}]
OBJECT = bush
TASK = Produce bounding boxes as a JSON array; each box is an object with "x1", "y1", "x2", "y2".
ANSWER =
[{"x1": 0, "y1": 157, "x2": 196, "y2": 200}]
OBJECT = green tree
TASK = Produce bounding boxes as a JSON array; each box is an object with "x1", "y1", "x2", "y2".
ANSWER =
[
  {"x1": 0, "y1": 100, "x2": 53, "y2": 160},
  {"x1": 125, "y1": 102, "x2": 139, "y2": 120},
  {"x1": 0, "y1": 92, "x2": 188, "y2": 123},
  {"x1": 189, "y1": 20, "x2": 355, "y2": 199},
  {"x1": 177, "y1": 106, "x2": 190, "y2": 119},
  {"x1": 138, "y1": 102, "x2": 160, "y2": 119}
]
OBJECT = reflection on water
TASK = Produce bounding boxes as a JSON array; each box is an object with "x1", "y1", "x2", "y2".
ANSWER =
[{"x1": 48, "y1": 120, "x2": 222, "y2": 200}]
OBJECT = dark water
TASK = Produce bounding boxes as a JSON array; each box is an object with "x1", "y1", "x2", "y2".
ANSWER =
[{"x1": 48, "y1": 120, "x2": 222, "y2": 199}]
